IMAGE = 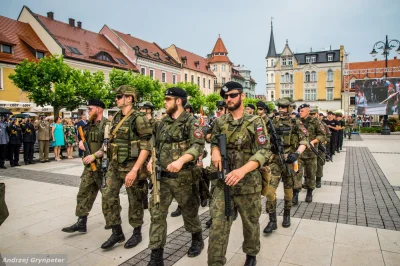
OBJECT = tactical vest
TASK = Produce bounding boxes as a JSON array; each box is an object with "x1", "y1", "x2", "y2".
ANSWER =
[
  {"x1": 301, "y1": 117, "x2": 319, "y2": 158},
  {"x1": 274, "y1": 118, "x2": 300, "y2": 153},
  {"x1": 110, "y1": 111, "x2": 142, "y2": 164},
  {"x1": 84, "y1": 118, "x2": 106, "y2": 158}
]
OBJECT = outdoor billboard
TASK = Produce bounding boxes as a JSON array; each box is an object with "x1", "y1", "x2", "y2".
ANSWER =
[{"x1": 354, "y1": 77, "x2": 400, "y2": 115}]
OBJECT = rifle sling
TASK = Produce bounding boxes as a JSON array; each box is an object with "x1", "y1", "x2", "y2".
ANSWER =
[{"x1": 109, "y1": 109, "x2": 135, "y2": 140}]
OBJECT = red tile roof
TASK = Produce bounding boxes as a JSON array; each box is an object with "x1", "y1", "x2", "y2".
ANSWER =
[
  {"x1": 112, "y1": 29, "x2": 180, "y2": 67},
  {"x1": 33, "y1": 13, "x2": 137, "y2": 71},
  {"x1": 250, "y1": 77, "x2": 256, "y2": 84},
  {"x1": 231, "y1": 67, "x2": 244, "y2": 80},
  {"x1": 174, "y1": 46, "x2": 215, "y2": 76},
  {"x1": 212, "y1": 36, "x2": 228, "y2": 54},
  {"x1": 207, "y1": 55, "x2": 231, "y2": 63},
  {"x1": 0, "y1": 15, "x2": 50, "y2": 64}
]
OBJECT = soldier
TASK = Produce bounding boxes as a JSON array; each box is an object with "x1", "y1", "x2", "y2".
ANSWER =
[
  {"x1": 21, "y1": 116, "x2": 36, "y2": 165},
  {"x1": 0, "y1": 116, "x2": 9, "y2": 169},
  {"x1": 61, "y1": 100, "x2": 107, "y2": 233},
  {"x1": 208, "y1": 81, "x2": 270, "y2": 266},
  {"x1": 292, "y1": 104, "x2": 325, "y2": 204},
  {"x1": 34, "y1": 113, "x2": 51, "y2": 163},
  {"x1": 139, "y1": 101, "x2": 156, "y2": 127},
  {"x1": 316, "y1": 113, "x2": 331, "y2": 188},
  {"x1": 245, "y1": 103, "x2": 255, "y2": 115},
  {"x1": 101, "y1": 86, "x2": 152, "y2": 250},
  {"x1": 147, "y1": 87, "x2": 205, "y2": 265},
  {"x1": 336, "y1": 113, "x2": 345, "y2": 152},
  {"x1": 323, "y1": 111, "x2": 339, "y2": 156},
  {"x1": 263, "y1": 98, "x2": 308, "y2": 234},
  {"x1": 7, "y1": 118, "x2": 22, "y2": 167},
  {"x1": 256, "y1": 101, "x2": 270, "y2": 124}
]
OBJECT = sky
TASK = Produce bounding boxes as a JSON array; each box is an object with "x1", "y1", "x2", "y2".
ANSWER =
[{"x1": 1, "y1": 0, "x2": 400, "y2": 95}]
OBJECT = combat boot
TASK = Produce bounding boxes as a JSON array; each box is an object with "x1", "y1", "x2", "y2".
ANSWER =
[
  {"x1": 263, "y1": 212, "x2": 277, "y2": 233},
  {"x1": 292, "y1": 190, "x2": 299, "y2": 205},
  {"x1": 104, "y1": 225, "x2": 111, "y2": 230},
  {"x1": 148, "y1": 248, "x2": 164, "y2": 266},
  {"x1": 171, "y1": 206, "x2": 181, "y2": 217},
  {"x1": 187, "y1": 231, "x2": 204, "y2": 257},
  {"x1": 316, "y1": 177, "x2": 322, "y2": 188},
  {"x1": 305, "y1": 189, "x2": 313, "y2": 203},
  {"x1": 282, "y1": 209, "x2": 291, "y2": 228},
  {"x1": 124, "y1": 226, "x2": 142, "y2": 249},
  {"x1": 244, "y1": 254, "x2": 257, "y2": 266},
  {"x1": 61, "y1": 216, "x2": 87, "y2": 233},
  {"x1": 100, "y1": 224, "x2": 125, "y2": 249},
  {"x1": 205, "y1": 218, "x2": 212, "y2": 228}
]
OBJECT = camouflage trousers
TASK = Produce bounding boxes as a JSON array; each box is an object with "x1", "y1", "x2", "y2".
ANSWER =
[
  {"x1": 316, "y1": 151, "x2": 325, "y2": 178},
  {"x1": 208, "y1": 181, "x2": 261, "y2": 266},
  {"x1": 102, "y1": 162, "x2": 148, "y2": 228},
  {"x1": 75, "y1": 166, "x2": 102, "y2": 217},
  {"x1": 148, "y1": 175, "x2": 202, "y2": 249},
  {"x1": 265, "y1": 159, "x2": 294, "y2": 213},
  {"x1": 293, "y1": 157, "x2": 317, "y2": 190}
]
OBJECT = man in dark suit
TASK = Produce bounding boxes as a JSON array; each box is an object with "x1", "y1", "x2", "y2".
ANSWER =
[
  {"x1": 21, "y1": 116, "x2": 36, "y2": 165},
  {"x1": 7, "y1": 118, "x2": 22, "y2": 167}
]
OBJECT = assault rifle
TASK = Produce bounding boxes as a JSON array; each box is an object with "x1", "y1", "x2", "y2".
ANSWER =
[
  {"x1": 267, "y1": 119, "x2": 291, "y2": 175},
  {"x1": 78, "y1": 126, "x2": 97, "y2": 172},
  {"x1": 318, "y1": 144, "x2": 332, "y2": 162},
  {"x1": 151, "y1": 135, "x2": 161, "y2": 208},
  {"x1": 308, "y1": 142, "x2": 325, "y2": 161},
  {"x1": 101, "y1": 124, "x2": 110, "y2": 188},
  {"x1": 216, "y1": 134, "x2": 231, "y2": 221}
]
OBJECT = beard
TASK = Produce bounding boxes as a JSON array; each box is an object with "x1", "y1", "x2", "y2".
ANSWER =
[
  {"x1": 89, "y1": 111, "x2": 97, "y2": 122},
  {"x1": 166, "y1": 100, "x2": 178, "y2": 115},
  {"x1": 227, "y1": 96, "x2": 242, "y2": 111}
]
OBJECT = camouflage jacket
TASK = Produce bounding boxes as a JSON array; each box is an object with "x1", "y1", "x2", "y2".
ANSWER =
[
  {"x1": 211, "y1": 112, "x2": 271, "y2": 194},
  {"x1": 271, "y1": 116, "x2": 309, "y2": 154},
  {"x1": 299, "y1": 116, "x2": 326, "y2": 159}
]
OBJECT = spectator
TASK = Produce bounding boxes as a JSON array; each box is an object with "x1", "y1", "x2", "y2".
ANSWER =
[
  {"x1": 76, "y1": 115, "x2": 87, "y2": 157},
  {"x1": 0, "y1": 116, "x2": 9, "y2": 169},
  {"x1": 64, "y1": 118, "x2": 77, "y2": 159},
  {"x1": 52, "y1": 117, "x2": 65, "y2": 161},
  {"x1": 7, "y1": 118, "x2": 22, "y2": 167},
  {"x1": 34, "y1": 114, "x2": 51, "y2": 163},
  {"x1": 20, "y1": 116, "x2": 36, "y2": 165}
]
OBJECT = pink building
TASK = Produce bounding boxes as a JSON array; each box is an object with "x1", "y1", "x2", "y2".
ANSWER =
[{"x1": 100, "y1": 25, "x2": 181, "y2": 84}]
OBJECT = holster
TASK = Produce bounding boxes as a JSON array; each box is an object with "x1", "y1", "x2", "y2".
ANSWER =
[{"x1": 260, "y1": 166, "x2": 271, "y2": 197}]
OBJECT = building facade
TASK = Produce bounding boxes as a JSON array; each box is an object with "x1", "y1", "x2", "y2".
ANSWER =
[
  {"x1": 232, "y1": 65, "x2": 256, "y2": 98},
  {"x1": 266, "y1": 22, "x2": 343, "y2": 111},
  {"x1": 165, "y1": 44, "x2": 215, "y2": 95}
]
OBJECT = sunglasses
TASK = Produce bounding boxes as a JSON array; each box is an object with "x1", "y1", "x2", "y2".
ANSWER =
[
  {"x1": 87, "y1": 107, "x2": 97, "y2": 111},
  {"x1": 223, "y1": 92, "x2": 241, "y2": 100},
  {"x1": 115, "y1": 95, "x2": 125, "y2": 100},
  {"x1": 218, "y1": 107, "x2": 224, "y2": 111}
]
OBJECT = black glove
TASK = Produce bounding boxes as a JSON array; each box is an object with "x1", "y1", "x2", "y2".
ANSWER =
[{"x1": 286, "y1": 152, "x2": 299, "y2": 164}]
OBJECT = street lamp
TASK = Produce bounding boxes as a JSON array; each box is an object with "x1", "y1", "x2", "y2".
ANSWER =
[{"x1": 370, "y1": 35, "x2": 400, "y2": 135}]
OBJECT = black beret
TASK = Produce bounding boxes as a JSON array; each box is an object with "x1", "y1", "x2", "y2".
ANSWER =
[
  {"x1": 87, "y1": 99, "x2": 106, "y2": 109},
  {"x1": 220, "y1": 81, "x2": 243, "y2": 98},
  {"x1": 216, "y1": 101, "x2": 227, "y2": 107},
  {"x1": 184, "y1": 104, "x2": 192, "y2": 109},
  {"x1": 246, "y1": 104, "x2": 255, "y2": 110},
  {"x1": 298, "y1": 103, "x2": 310, "y2": 110},
  {"x1": 319, "y1": 113, "x2": 324, "y2": 116},
  {"x1": 165, "y1": 87, "x2": 187, "y2": 98},
  {"x1": 256, "y1": 101, "x2": 267, "y2": 108}
]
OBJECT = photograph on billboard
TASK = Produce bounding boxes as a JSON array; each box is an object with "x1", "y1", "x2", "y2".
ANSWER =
[{"x1": 354, "y1": 77, "x2": 400, "y2": 115}]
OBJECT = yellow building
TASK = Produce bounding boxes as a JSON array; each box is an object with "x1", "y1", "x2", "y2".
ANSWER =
[{"x1": 265, "y1": 22, "x2": 343, "y2": 112}]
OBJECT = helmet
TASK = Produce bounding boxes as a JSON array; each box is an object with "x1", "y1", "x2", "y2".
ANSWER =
[
  {"x1": 142, "y1": 101, "x2": 154, "y2": 110},
  {"x1": 276, "y1": 97, "x2": 296, "y2": 114},
  {"x1": 216, "y1": 101, "x2": 227, "y2": 108},
  {"x1": 114, "y1": 85, "x2": 137, "y2": 102}
]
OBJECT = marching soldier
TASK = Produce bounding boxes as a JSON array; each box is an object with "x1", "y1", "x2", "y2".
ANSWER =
[
  {"x1": 20, "y1": 116, "x2": 36, "y2": 165},
  {"x1": 316, "y1": 112, "x2": 331, "y2": 188},
  {"x1": 208, "y1": 81, "x2": 271, "y2": 266},
  {"x1": 34, "y1": 113, "x2": 51, "y2": 163},
  {"x1": 245, "y1": 103, "x2": 256, "y2": 115},
  {"x1": 7, "y1": 118, "x2": 22, "y2": 167},
  {"x1": 139, "y1": 101, "x2": 156, "y2": 127},
  {"x1": 292, "y1": 104, "x2": 325, "y2": 204},
  {"x1": 263, "y1": 98, "x2": 308, "y2": 234},
  {"x1": 256, "y1": 101, "x2": 270, "y2": 124},
  {"x1": 147, "y1": 87, "x2": 205, "y2": 265},
  {"x1": 101, "y1": 86, "x2": 152, "y2": 250},
  {"x1": 61, "y1": 100, "x2": 107, "y2": 234}
]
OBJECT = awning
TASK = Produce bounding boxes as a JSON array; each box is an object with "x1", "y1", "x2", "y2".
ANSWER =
[{"x1": 0, "y1": 101, "x2": 34, "y2": 113}]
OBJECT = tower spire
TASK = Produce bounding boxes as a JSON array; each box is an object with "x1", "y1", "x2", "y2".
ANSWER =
[{"x1": 266, "y1": 18, "x2": 277, "y2": 58}]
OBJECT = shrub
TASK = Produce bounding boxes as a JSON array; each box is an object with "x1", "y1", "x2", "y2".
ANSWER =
[{"x1": 360, "y1": 127, "x2": 381, "y2": 133}]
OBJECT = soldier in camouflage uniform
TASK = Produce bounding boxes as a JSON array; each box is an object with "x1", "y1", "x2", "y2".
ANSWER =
[
  {"x1": 292, "y1": 104, "x2": 326, "y2": 204},
  {"x1": 101, "y1": 86, "x2": 153, "y2": 250},
  {"x1": 147, "y1": 87, "x2": 205, "y2": 266},
  {"x1": 256, "y1": 101, "x2": 270, "y2": 124},
  {"x1": 263, "y1": 98, "x2": 308, "y2": 234},
  {"x1": 139, "y1": 101, "x2": 156, "y2": 127},
  {"x1": 62, "y1": 100, "x2": 108, "y2": 234},
  {"x1": 208, "y1": 81, "x2": 271, "y2": 266},
  {"x1": 316, "y1": 112, "x2": 331, "y2": 188}
]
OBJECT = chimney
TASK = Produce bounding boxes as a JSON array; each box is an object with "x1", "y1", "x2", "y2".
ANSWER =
[
  {"x1": 77, "y1": 21, "x2": 82, "y2": 29},
  {"x1": 374, "y1": 58, "x2": 377, "y2": 61},
  {"x1": 395, "y1": 56, "x2": 397, "y2": 60},
  {"x1": 68, "y1": 18, "x2": 75, "y2": 27},
  {"x1": 47, "y1": 12, "x2": 54, "y2": 20}
]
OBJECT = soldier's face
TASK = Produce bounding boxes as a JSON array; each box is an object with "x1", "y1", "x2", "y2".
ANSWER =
[
  {"x1": 279, "y1": 106, "x2": 288, "y2": 113},
  {"x1": 87, "y1": 106, "x2": 98, "y2": 121},
  {"x1": 257, "y1": 108, "x2": 264, "y2": 116},
  {"x1": 165, "y1": 96, "x2": 178, "y2": 115},
  {"x1": 299, "y1": 108, "x2": 310, "y2": 119},
  {"x1": 225, "y1": 90, "x2": 242, "y2": 111},
  {"x1": 245, "y1": 107, "x2": 254, "y2": 114}
]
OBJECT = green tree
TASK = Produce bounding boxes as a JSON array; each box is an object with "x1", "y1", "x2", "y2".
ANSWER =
[
  {"x1": 204, "y1": 93, "x2": 222, "y2": 116},
  {"x1": 9, "y1": 55, "x2": 106, "y2": 118}
]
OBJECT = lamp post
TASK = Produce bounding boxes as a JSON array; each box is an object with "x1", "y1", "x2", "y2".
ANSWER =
[{"x1": 370, "y1": 35, "x2": 400, "y2": 135}]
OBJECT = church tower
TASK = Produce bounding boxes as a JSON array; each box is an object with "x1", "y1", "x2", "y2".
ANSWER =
[{"x1": 266, "y1": 20, "x2": 278, "y2": 101}]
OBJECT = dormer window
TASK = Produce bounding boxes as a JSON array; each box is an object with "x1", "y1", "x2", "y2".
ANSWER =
[
  {"x1": 328, "y1": 54, "x2": 333, "y2": 62},
  {"x1": 282, "y1": 58, "x2": 286, "y2": 66},
  {"x1": 1, "y1": 44, "x2": 12, "y2": 54},
  {"x1": 306, "y1": 56, "x2": 310, "y2": 63},
  {"x1": 311, "y1": 56, "x2": 316, "y2": 63},
  {"x1": 194, "y1": 61, "x2": 200, "y2": 69},
  {"x1": 141, "y1": 49, "x2": 148, "y2": 54},
  {"x1": 117, "y1": 58, "x2": 127, "y2": 65},
  {"x1": 36, "y1": 51, "x2": 45, "y2": 59},
  {"x1": 93, "y1": 51, "x2": 116, "y2": 63},
  {"x1": 181, "y1": 56, "x2": 187, "y2": 65},
  {"x1": 65, "y1": 45, "x2": 82, "y2": 55},
  {"x1": 98, "y1": 54, "x2": 111, "y2": 61},
  {"x1": 288, "y1": 57, "x2": 293, "y2": 65},
  {"x1": 153, "y1": 52, "x2": 159, "y2": 58}
]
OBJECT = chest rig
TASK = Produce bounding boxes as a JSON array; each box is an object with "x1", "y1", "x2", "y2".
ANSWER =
[
  {"x1": 110, "y1": 111, "x2": 142, "y2": 164},
  {"x1": 84, "y1": 119, "x2": 105, "y2": 157},
  {"x1": 274, "y1": 118, "x2": 299, "y2": 151}
]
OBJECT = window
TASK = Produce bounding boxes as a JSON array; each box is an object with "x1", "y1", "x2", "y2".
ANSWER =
[
  {"x1": 141, "y1": 67, "x2": 146, "y2": 75},
  {"x1": 281, "y1": 90, "x2": 293, "y2": 99},
  {"x1": 191, "y1": 75, "x2": 194, "y2": 83},
  {"x1": 197, "y1": 77, "x2": 200, "y2": 86},
  {"x1": 271, "y1": 73, "x2": 274, "y2": 83},
  {"x1": 149, "y1": 69, "x2": 154, "y2": 79},
  {"x1": 328, "y1": 54, "x2": 333, "y2": 62},
  {"x1": 222, "y1": 77, "x2": 226, "y2": 84},
  {"x1": 162, "y1": 72, "x2": 166, "y2": 83},
  {"x1": 214, "y1": 78, "x2": 217, "y2": 84},
  {"x1": 1, "y1": 44, "x2": 12, "y2": 54},
  {"x1": 36, "y1": 51, "x2": 45, "y2": 59},
  {"x1": 213, "y1": 65, "x2": 217, "y2": 71},
  {"x1": 203, "y1": 78, "x2": 206, "y2": 88},
  {"x1": 288, "y1": 57, "x2": 293, "y2": 65},
  {"x1": 117, "y1": 58, "x2": 127, "y2": 65},
  {"x1": 282, "y1": 58, "x2": 286, "y2": 66},
  {"x1": 350, "y1": 96, "x2": 356, "y2": 105},
  {"x1": 327, "y1": 88, "x2": 333, "y2": 100},
  {"x1": 327, "y1": 70, "x2": 333, "y2": 81},
  {"x1": 208, "y1": 79, "x2": 211, "y2": 89},
  {"x1": 65, "y1": 45, "x2": 82, "y2": 55},
  {"x1": 271, "y1": 91, "x2": 274, "y2": 101},
  {"x1": 271, "y1": 59, "x2": 274, "y2": 67},
  {"x1": 97, "y1": 53, "x2": 111, "y2": 62},
  {"x1": 184, "y1": 73, "x2": 188, "y2": 82},
  {"x1": 222, "y1": 64, "x2": 225, "y2": 71},
  {"x1": 311, "y1": 71, "x2": 317, "y2": 82},
  {"x1": 266, "y1": 74, "x2": 269, "y2": 84},
  {"x1": 306, "y1": 56, "x2": 310, "y2": 63},
  {"x1": 305, "y1": 89, "x2": 317, "y2": 100},
  {"x1": 281, "y1": 74, "x2": 284, "y2": 83},
  {"x1": 285, "y1": 73, "x2": 289, "y2": 83},
  {"x1": 172, "y1": 75, "x2": 176, "y2": 84},
  {"x1": 311, "y1": 56, "x2": 316, "y2": 63},
  {"x1": 305, "y1": 71, "x2": 310, "y2": 82}
]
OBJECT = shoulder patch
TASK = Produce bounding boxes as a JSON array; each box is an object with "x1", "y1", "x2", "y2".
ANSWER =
[
  {"x1": 194, "y1": 129, "x2": 203, "y2": 139},
  {"x1": 301, "y1": 127, "x2": 308, "y2": 135},
  {"x1": 257, "y1": 134, "x2": 267, "y2": 145},
  {"x1": 256, "y1": 126, "x2": 263, "y2": 132}
]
